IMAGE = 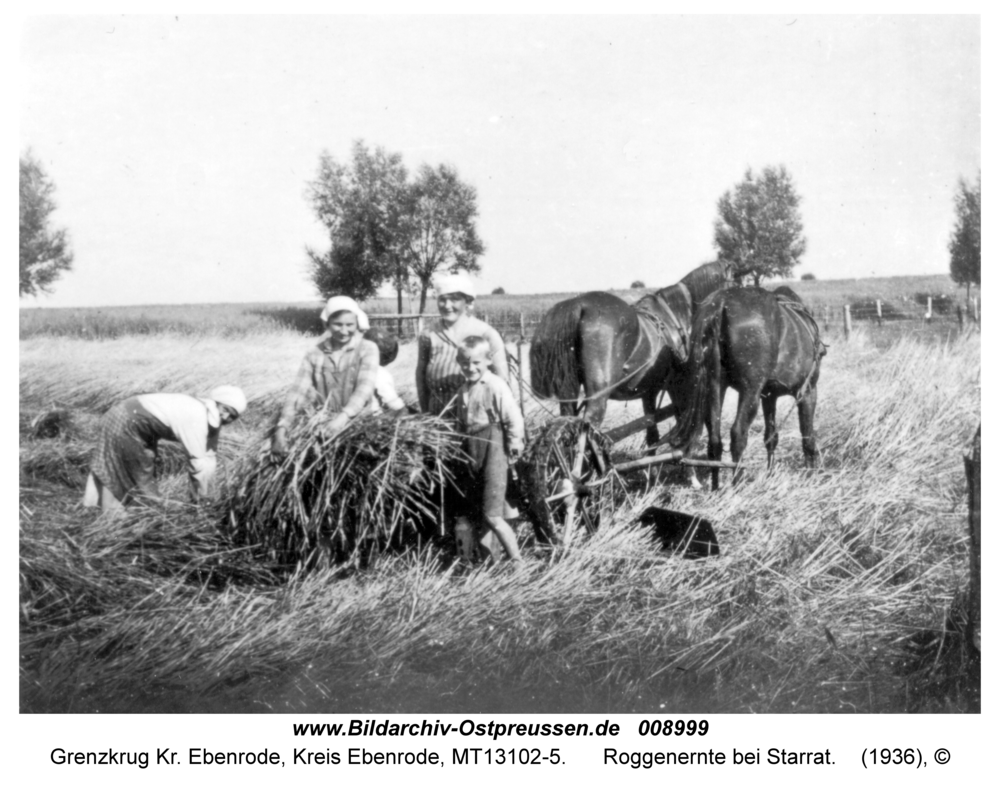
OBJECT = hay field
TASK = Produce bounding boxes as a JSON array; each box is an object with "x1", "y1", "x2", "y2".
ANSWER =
[{"x1": 19, "y1": 309, "x2": 980, "y2": 713}]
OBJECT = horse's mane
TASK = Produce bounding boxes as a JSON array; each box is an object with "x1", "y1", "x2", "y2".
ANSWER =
[
  {"x1": 771, "y1": 285, "x2": 803, "y2": 304},
  {"x1": 678, "y1": 260, "x2": 732, "y2": 304},
  {"x1": 635, "y1": 284, "x2": 692, "y2": 322}
]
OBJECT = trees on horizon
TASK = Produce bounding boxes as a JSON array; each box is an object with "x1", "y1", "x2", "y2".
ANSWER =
[
  {"x1": 713, "y1": 165, "x2": 806, "y2": 287},
  {"x1": 306, "y1": 141, "x2": 483, "y2": 313},
  {"x1": 20, "y1": 151, "x2": 74, "y2": 298},
  {"x1": 949, "y1": 174, "x2": 980, "y2": 301}
]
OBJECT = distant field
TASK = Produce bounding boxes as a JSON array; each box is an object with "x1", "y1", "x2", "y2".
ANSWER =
[{"x1": 19, "y1": 273, "x2": 975, "y2": 342}]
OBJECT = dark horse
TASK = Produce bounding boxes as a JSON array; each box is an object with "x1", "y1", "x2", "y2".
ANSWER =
[
  {"x1": 529, "y1": 261, "x2": 735, "y2": 450},
  {"x1": 667, "y1": 286, "x2": 826, "y2": 490}
]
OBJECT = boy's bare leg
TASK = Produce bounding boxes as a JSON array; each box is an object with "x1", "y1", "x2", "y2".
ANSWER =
[
  {"x1": 483, "y1": 515, "x2": 523, "y2": 562},
  {"x1": 478, "y1": 527, "x2": 500, "y2": 561}
]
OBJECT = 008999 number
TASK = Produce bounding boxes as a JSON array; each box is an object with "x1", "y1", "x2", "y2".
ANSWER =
[{"x1": 638, "y1": 720, "x2": 709, "y2": 737}]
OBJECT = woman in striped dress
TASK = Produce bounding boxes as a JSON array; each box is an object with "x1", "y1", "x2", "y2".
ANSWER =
[
  {"x1": 415, "y1": 272, "x2": 509, "y2": 418},
  {"x1": 416, "y1": 273, "x2": 517, "y2": 555}
]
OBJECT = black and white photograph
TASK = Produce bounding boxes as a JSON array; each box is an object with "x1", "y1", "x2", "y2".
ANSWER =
[{"x1": 19, "y1": 12, "x2": 980, "y2": 735}]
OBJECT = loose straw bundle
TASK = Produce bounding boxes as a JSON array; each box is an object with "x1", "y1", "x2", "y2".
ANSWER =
[{"x1": 222, "y1": 413, "x2": 465, "y2": 568}]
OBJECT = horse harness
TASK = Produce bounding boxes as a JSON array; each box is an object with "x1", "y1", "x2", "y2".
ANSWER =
[
  {"x1": 775, "y1": 297, "x2": 827, "y2": 404},
  {"x1": 633, "y1": 286, "x2": 692, "y2": 364}
]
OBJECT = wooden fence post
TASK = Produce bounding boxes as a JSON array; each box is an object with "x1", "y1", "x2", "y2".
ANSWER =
[
  {"x1": 925, "y1": 296, "x2": 933, "y2": 321},
  {"x1": 956, "y1": 303, "x2": 965, "y2": 330},
  {"x1": 971, "y1": 296, "x2": 979, "y2": 325},
  {"x1": 843, "y1": 304, "x2": 852, "y2": 338},
  {"x1": 517, "y1": 340, "x2": 528, "y2": 420},
  {"x1": 876, "y1": 299, "x2": 883, "y2": 327},
  {"x1": 367, "y1": 313, "x2": 426, "y2": 339},
  {"x1": 965, "y1": 425, "x2": 981, "y2": 656}
]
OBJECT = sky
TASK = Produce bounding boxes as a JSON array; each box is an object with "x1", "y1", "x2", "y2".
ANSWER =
[{"x1": 19, "y1": 14, "x2": 981, "y2": 309}]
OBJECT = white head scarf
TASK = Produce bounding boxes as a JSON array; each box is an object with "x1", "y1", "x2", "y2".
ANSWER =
[
  {"x1": 434, "y1": 272, "x2": 476, "y2": 300},
  {"x1": 319, "y1": 296, "x2": 370, "y2": 330},
  {"x1": 209, "y1": 385, "x2": 248, "y2": 415}
]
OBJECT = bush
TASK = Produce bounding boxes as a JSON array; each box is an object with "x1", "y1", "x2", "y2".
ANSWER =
[
  {"x1": 801, "y1": 272, "x2": 816, "y2": 281},
  {"x1": 630, "y1": 280, "x2": 646, "y2": 289},
  {"x1": 491, "y1": 287, "x2": 506, "y2": 295}
]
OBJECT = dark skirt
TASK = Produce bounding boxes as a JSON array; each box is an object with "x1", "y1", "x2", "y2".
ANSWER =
[{"x1": 90, "y1": 398, "x2": 170, "y2": 504}]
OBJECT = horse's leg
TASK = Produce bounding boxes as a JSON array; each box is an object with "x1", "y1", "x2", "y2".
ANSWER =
[
  {"x1": 706, "y1": 382, "x2": 725, "y2": 492},
  {"x1": 654, "y1": 388, "x2": 701, "y2": 489},
  {"x1": 582, "y1": 391, "x2": 608, "y2": 428},
  {"x1": 797, "y1": 384, "x2": 820, "y2": 468},
  {"x1": 730, "y1": 385, "x2": 763, "y2": 486},
  {"x1": 761, "y1": 391, "x2": 778, "y2": 470},
  {"x1": 641, "y1": 390, "x2": 659, "y2": 453},
  {"x1": 579, "y1": 325, "x2": 617, "y2": 429}
]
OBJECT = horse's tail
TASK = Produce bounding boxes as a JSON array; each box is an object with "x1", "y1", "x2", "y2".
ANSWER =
[
  {"x1": 530, "y1": 299, "x2": 583, "y2": 401},
  {"x1": 667, "y1": 291, "x2": 726, "y2": 452}
]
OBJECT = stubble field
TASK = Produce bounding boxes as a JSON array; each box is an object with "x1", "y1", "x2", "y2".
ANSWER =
[{"x1": 19, "y1": 277, "x2": 980, "y2": 713}]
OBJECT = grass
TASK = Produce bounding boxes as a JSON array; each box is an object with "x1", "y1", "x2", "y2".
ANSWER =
[{"x1": 19, "y1": 296, "x2": 980, "y2": 714}]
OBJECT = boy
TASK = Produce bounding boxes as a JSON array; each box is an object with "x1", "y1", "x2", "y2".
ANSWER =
[{"x1": 453, "y1": 335, "x2": 525, "y2": 565}]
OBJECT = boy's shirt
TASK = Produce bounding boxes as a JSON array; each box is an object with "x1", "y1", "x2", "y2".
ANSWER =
[{"x1": 457, "y1": 369, "x2": 525, "y2": 455}]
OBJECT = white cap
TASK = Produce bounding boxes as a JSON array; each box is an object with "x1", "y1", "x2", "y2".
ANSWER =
[
  {"x1": 319, "y1": 296, "x2": 370, "y2": 330},
  {"x1": 434, "y1": 271, "x2": 476, "y2": 300},
  {"x1": 209, "y1": 385, "x2": 248, "y2": 415}
]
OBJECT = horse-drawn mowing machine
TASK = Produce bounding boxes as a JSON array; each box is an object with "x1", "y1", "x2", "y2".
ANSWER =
[
  {"x1": 506, "y1": 267, "x2": 825, "y2": 550},
  {"x1": 512, "y1": 387, "x2": 738, "y2": 549}
]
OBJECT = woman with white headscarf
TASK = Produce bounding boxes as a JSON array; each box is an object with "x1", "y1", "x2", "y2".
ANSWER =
[
  {"x1": 415, "y1": 272, "x2": 509, "y2": 418},
  {"x1": 271, "y1": 296, "x2": 380, "y2": 458},
  {"x1": 83, "y1": 385, "x2": 247, "y2": 511}
]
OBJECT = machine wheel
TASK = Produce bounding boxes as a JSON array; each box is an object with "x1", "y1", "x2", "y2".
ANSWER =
[{"x1": 518, "y1": 417, "x2": 613, "y2": 546}]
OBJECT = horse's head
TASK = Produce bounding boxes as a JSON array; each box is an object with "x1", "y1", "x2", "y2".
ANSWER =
[{"x1": 723, "y1": 256, "x2": 759, "y2": 286}]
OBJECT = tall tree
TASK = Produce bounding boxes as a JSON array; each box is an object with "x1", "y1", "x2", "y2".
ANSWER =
[
  {"x1": 949, "y1": 174, "x2": 981, "y2": 301},
  {"x1": 714, "y1": 165, "x2": 806, "y2": 286},
  {"x1": 306, "y1": 141, "x2": 408, "y2": 302},
  {"x1": 402, "y1": 164, "x2": 485, "y2": 314},
  {"x1": 20, "y1": 151, "x2": 73, "y2": 297}
]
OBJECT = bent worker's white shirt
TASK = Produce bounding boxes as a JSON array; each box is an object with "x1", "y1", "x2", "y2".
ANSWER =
[{"x1": 135, "y1": 393, "x2": 221, "y2": 494}]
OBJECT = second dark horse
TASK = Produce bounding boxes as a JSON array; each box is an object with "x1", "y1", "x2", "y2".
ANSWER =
[
  {"x1": 529, "y1": 261, "x2": 735, "y2": 451},
  {"x1": 667, "y1": 286, "x2": 826, "y2": 489}
]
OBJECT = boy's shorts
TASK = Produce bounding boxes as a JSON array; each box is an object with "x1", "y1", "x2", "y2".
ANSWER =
[{"x1": 453, "y1": 423, "x2": 508, "y2": 519}]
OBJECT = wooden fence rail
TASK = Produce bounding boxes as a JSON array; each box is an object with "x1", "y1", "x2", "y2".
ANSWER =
[{"x1": 370, "y1": 294, "x2": 980, "y2": 342}]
